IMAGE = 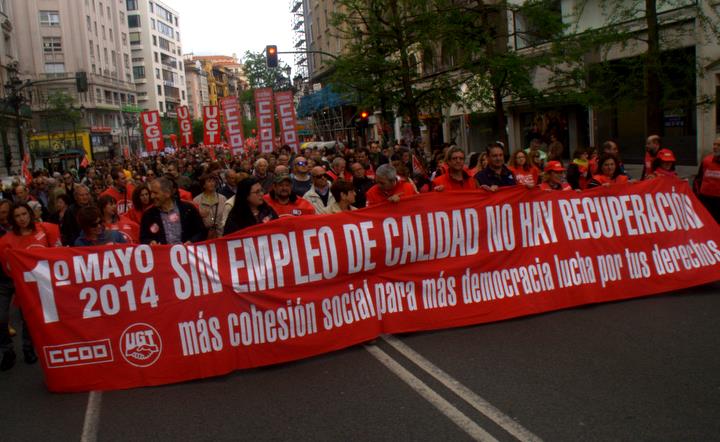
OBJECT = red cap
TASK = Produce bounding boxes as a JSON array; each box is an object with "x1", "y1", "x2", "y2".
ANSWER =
[
  {"x1": 657, "y1": 149, "x2": 676, "y2": 162},
  {"x1": 544, "y1": 161, "x2": 565, "y2": 172}
]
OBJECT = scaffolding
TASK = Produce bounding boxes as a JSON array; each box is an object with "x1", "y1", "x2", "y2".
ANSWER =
[{"x1": 290, "y1": 0, "x2": 308, "y2": 79}]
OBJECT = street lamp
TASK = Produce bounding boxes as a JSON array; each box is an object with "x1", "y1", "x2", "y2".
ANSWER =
[
  {"x1": 3, "y1": 61, "x2": 32, "y2": 173},
  {"x1": 122, "y1": 111, "x2": 138, "y2": 155}
]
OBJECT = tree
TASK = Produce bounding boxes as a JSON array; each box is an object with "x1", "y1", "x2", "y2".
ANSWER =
[
  {"x1": 242, "y1": 51, "x2": 293, "y2": 91},
  {"x1": 45, "y1": 91, "x2": 83, "y2": 149},
  {"x1": 330, "y1": 0, "x2": 465, "y2": 143},
  {"x1": 546, "y1": 0, "x2": 716, "y2": 138}
]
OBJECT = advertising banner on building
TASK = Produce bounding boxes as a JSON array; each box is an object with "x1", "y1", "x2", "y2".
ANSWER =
[
  {"x1": 202, "y1": 106, "x2": 222, "y2": 145},
  {"x1": 220, "y1": 97, "x2": 244, "y2": 156},
  {"x1": 254, "y1": 88, "x2": 275, "y2": 153},
  {"x1": 7, "y1": 178, "x2": 720, "y2": 392},
  {"x1": 274, "y1": 91, "x2": 299, "y2": 152},
  {"x1": 140, "y1": 110, "x2": 164, "y2": 153},
  {"x1": 176, "y1": 106, "x2": 194, "y2": 147}
]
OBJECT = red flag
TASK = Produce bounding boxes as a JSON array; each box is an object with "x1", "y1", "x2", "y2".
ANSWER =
[
  {"x1": 254, "y1": 88, "x2": 275, "y2": 153},
  {"x1": 140, "y1": 110, "x2": 164, "y2": 152},
  {"x1": 412, "y1": 154, "x2": 427, "y2": 176},
  {"x1": 22, "y1": 154, "x2": 32, "y2": 184},
  {"x1": 220, "y1": 97, "x2": 244, "y2": 156},
  {"x1": 207, "y1": 146, "x2": 217, "y2": 161},
  {"x1": 274, "y1": 91, "x2": 299, "y2": 152},
  {"x1": 203, "y1": 106, "x2": 222, "y2": 145},
  {"x1": 80, "y1": 155, "x2": 89, "y2": 168},
  {"x1": 176, "y1": 106, "x2": 194, "y2": 147}
]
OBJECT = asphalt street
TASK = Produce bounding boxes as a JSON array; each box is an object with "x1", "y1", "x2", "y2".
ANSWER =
[{"x1": 2, "y1": 282, "x2": 719, "y2": 441}]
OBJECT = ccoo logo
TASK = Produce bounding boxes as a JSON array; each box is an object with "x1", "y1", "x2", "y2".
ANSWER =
[{"x1": 120, "y1": 323, "x2": 162, "y2": 367}]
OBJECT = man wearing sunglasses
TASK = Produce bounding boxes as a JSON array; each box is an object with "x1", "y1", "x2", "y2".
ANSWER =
[
  {"x1": 303, "y1": 166, "x2": 337, "y2": 214},
  {"x1": 291, "y1": 156, "x2": 312, "y2": 197}
]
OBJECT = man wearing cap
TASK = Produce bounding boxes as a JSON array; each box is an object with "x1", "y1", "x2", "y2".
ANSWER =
[
  {"x1": 433, "y1": 146, "x2": 478, "y2": 192},
  {"x1": 539, "y1": 161, "x2": 572, "y2": 191},
  {"x1": 264, "y1": 174, "x2": 316, "y2": 217},
  {"x1": 694, "y1": 137, "x2": 720, "y2": 223},
  {"x1": 304, "y1": 166, "x2": 337, "y2": 214}
]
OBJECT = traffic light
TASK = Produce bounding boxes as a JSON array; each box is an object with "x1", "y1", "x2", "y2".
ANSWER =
[
  {"x1": 266, "y1": 45, "x2": 278, "y2": 68},
  {"x1": 356, "y1": 110, "x2": 370, "y2": 129},
  {"x1": 75, "y1": 71, "x2": 88, "y2": 93}
]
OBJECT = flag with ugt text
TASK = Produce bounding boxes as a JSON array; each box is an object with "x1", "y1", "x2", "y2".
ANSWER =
[
  {"x1": 140, "y1": 110, "x2": 164, "y2": 153},
  {"x1": 203, "y1": 105, "x2": 221, "y2": 145},
  {"x1": 177, "y1": 106, "x2": 194, "y2": 147}
]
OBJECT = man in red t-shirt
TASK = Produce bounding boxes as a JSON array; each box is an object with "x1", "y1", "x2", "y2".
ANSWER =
[
  {"x1": 642, "y1": 135, "x2": 662, "y2": 180},
  {"x1": 694, "y1": 136, "x2": 720, "y2": 223},
  {"x1": 264, "y1": 174, "x2": 316, "y2": 217},
  {"x1": 432, "y1": 146, "x2": 478, "y2": 192},
  {"x1": 100, "y1": 167, "x2": 135, "y2": 215},
  {"x1": 366, "y1": 164, "x2": 418, "y2": 207}
]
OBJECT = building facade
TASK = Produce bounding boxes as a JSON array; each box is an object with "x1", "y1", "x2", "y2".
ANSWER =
[
  {"x1": 127, "y1": 0, "x2": 187, "y2": 117},
  {"x1": 0, "y1": 0, "x2": 27, "y2": 176},
  {"x1": 12, "y1": 0, "x2": 137, "y2": 163},
  {"x1": 183, "y1": 57, "x2": 208, "y2": 120}
]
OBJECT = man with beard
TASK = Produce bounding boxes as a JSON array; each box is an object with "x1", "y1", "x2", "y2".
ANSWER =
[
  {"x1": 264, "y1": 174, "x2": 316, "y2": 217},
  {"x1": 642, "y1": 135, "x2": 663, "y2": 180}
]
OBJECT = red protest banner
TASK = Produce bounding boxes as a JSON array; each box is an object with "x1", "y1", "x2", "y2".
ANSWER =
[
  {"x1": 274, "y1": 91, "x2": 299, "y2": 152},
  {"x1": 202, "y1": 105, "x2": 221, "y2": 145},
  {"x1": 140, "y1": 110, "x2": 164, "y2": 152},
  {"x1": 6, "y1": 178, "x2": 720, "y2": 392},
  {"x1": 254, "y1": 88, "x2": 275, "y2": 153},
  {"x1": 220, "y1": 97, "x2": 244, "y2": 156},
  {"x1": 177, "y1": 105, "x2": 194, "y2": 147}
]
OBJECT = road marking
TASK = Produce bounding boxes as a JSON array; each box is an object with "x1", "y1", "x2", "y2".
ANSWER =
[
  {"x1": 80, "y1": 390, "x2": 102, "y2": 442},
  {"x1": 365, "y1": 344, "x2": 498, "y2": 441},
  {"x1": 382, "y1": 334, "x2": 542, "y2": 442}
]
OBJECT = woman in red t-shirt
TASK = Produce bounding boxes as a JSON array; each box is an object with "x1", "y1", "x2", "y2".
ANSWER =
[
  {"x1": 98, "y1": 195, "x2": 140, "y2": 244},
  {"x1": 509, "y1": 150, "x2": 540, "y2": 188},
  {"x1": 0, "y1": 202, "x2": 62, "y2": 368},
  {"x1": 127, "y1": 183, "x2": 151, "y2": 225}
]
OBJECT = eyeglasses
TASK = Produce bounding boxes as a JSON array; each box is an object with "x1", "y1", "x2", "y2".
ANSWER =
[
  {"x1": 450, "y1": 156, "x2": 465, "y2": 162},
  {"x1": 295, "y1": 161, "x2": 307, "y2": 166},
  {"x1": 312, "y1": 174, "x2": 328, "y2": 180}
]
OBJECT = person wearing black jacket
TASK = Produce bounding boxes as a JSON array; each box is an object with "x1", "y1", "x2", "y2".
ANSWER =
[
  {"x1": 350, "y1": 162, "x2": 374, "y2": 208},
  {"x1": 140, "y1": 176, "x2": 207, "y2": 245}
]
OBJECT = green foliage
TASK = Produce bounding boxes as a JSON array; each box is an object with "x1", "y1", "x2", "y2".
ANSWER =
[
  {"x1": 242, "y1": 51, "x2": 292, "y2": 91},
  {"x1": 46, "y1": 91, "x2": 82, "y2": 128},
  {"x1": 192, "y1": 119, "x2": 204, "y2": 144}
]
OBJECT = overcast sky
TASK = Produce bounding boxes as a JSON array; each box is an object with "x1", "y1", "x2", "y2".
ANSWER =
[{"x1": 168, "y1": 0, "x2": 297, "y2": 71}]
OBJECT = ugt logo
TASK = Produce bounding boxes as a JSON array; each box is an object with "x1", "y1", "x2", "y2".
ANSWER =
[{"x1": 120, "y1": 323, "x2": 162, "y2": 367}]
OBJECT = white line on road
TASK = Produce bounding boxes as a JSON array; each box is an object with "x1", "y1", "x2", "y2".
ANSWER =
[
  {"x1": 80, "y1": 390, "x2": 102, "y2": 442},
  {"x1": 381, "y1": 334, "x2": 542, "y2": 442},
  {"x1": 365, "y1": 344, "x2": 498, "y2": 441}
]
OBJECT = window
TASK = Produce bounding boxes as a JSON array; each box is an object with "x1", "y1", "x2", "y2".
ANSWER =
[
  {"x1": 152, "y1": 35, "x2": 157, "y2": 46},
  {"x1": 157, "y1": 85, "x2": 162, "y2": 95},
  {"x1": 149, "y1": 2, "x2": 154, "y2": 13},
  {"x1": 43, "y1": 37, "x2": 62, "y2": 53},
  {"x1": 158, "y1": 36, "x2": 170, "y2": 51},
  {"x1": 96, "y1": 88, "x2": 102, "y2": 102},
  {"x1": 97, "y1": 44, "x2": 100, "y2": 59},
  {"x1": 176, "y1": 31, "x2": 180, "y2": 42},
  {"x1": 151, "y1": 18, "x2": 155, "y2": 30},
  {"x1": 157, "y1": 4, "x2": 173, "y2": 22},
  {"x1": 157, "y1": 21, "x2": 173, "y2": 38},
  {"x1": 154, "y1": 52, "x2": 158, "y2": 62},
  {"x1": 128, "y1": 15, "x2": 140, "y2": 28},
  {"x1": 102, "y1": 25, "x2": 106, "y2": 40},
  {"x1": 123, "y1": 53, "x2": 129, "y2": 65},
  {"x1": 121, "y1": 33, "x2": 127, "y2": 45},
  {"x1": 92, "y1": 64, "x2": 96, "y2": 73},
  {"x1": 104, "y1": 48, "x2": 108, "y2": 64},
  {"x1": 129, "y1": 32, "x2": 141, "y2": 45},
  {"x1": 89, "y1": 40, "x2": 94, "y2": 57},
  {"x1": 94, "y1": 21, "x2": 97, "y2": 36},
  {"x1": 107, "y1": 6, "x2": 110, "y2": 17},
  {"x1": 86, "y1": 15, "x2": 91, "y2": 31},
  {"x1": 111, "y1": 50, "x2": 117, "y2": 66},
  {"x1": 120, "y1": 12, "x2": 125, "y2": 22},
  {"x1": 99, "y1": 2, "x2": 103, "y2": 16},
  {"x1": 159, "y1": 102, "x2": 163, "y2": 112},
  {"x1": 155, "y1": 68, "x2": 160, "y2": 79},
  {"x1": 109, "y1": 28, "x2": 113, "y2": 41},
  {"x1": 39, "y1": 10, "x2": 60, "y2": 26},
  {"x1": 44, "y1": 62, "x2": 65, "y2": 74},
  {"x1": 133, "y1": 66, "x2": 145, "y2": 78},
  {"x1": 132, "y1": 56, "x2": 143, "y2": 62},
  {"x1": 126, "y1": 0, "x2": 137, "y2": 11},
  {"x1": 181, "y1": 90, "x2": 185, "y2": 100}
]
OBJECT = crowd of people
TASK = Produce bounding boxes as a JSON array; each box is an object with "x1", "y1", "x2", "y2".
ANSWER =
[{"x1": 0, "y1": 133, "x2": 718, "y2": 371}]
